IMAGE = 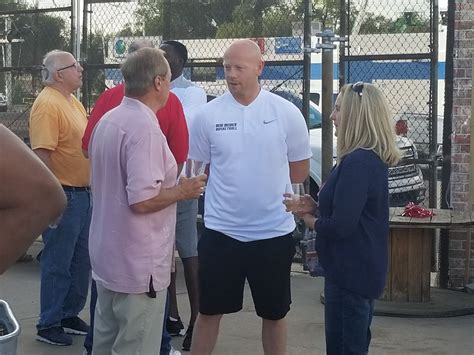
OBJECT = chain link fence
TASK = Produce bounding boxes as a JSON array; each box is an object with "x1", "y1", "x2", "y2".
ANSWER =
[
  {"x1": 341, "y1": 0, "x2": 439, "y2": 208},
  {"x1": 82, "y1": 0, "x2": 307, "y2": 110},
  {"x1": 0, "y1": 0, "x2": 73, "y2": 142},
  {"x1": 1, "y1": 0, "x2": 440, "y2": 209}
]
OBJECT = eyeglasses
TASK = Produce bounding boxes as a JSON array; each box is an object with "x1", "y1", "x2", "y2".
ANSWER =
[
  {"x1": 57, "y1": 61, "x2": 81, "y2": 72},
  {"x1": 351, "y1": 81, "x2": 364, "y2": 96}
]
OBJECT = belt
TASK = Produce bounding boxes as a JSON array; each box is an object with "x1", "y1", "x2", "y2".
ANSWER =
[{"x1": 62, "y1": 185, "x2": 90, "y2": 192}]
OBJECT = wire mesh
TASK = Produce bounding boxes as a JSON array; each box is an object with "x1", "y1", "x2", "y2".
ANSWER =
[
  {"x1": 82, "y1": 0, "x2": 307, "y2": 108},
  {"x1": 342, "y1": 0, "x2": 438, "y2": 207},
  {"x1": 0, "y1": 1, "x2": 72, "y2": 143},
  {"x1": 0, "y1": 0, "x2": 440, "y2": 209}
]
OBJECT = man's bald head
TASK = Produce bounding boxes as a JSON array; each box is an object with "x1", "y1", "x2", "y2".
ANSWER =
[
  {"x1": 223, "y1": 39, "x2": 264, "y2": 105},
  {"x1": 128, "y1": 39, "x2": 154, "y2": 54},
  {"x1": 223, "y1": 39, "x2": 262, "y2": 63}
]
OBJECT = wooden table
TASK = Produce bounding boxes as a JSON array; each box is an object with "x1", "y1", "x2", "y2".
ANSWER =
[{"x1": 382, "y1": 208, "x2": 474, "y2": 302}]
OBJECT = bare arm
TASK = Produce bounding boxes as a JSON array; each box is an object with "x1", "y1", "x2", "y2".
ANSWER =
[
  {"x1": 34, "y1": 148, "x2": 53, "y2": 170},
  {"x1": 289, "y1": 159, "x2": 310, "y2": 183},
  {"x1": 0, "y1": 126, "x2": 66, "y2": 274},
  {"x1": 130, "y1": 175, "x2": 206, "y2": 214}
]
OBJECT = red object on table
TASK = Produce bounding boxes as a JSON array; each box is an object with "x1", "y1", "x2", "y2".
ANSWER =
[{"x1": 401, "y1": 202, "x2": 434, "y2": 218}]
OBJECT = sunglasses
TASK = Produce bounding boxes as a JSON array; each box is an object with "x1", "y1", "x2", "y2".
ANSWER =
[{"x1": 351, "y1": 81, "x2": 364, "y2": 96}]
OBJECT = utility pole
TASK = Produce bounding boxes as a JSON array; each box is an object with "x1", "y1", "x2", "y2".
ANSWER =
[
  {"x1": 312, "y1": 29, "x2": 347, "y2": 182},
  {"x1": 302, "y1": 0, "x2": 312, "y2": 129}
]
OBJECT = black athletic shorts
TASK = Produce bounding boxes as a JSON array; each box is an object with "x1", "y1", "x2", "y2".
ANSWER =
[{"x1": 197, "y1": 227, "x2": 296, "y2": 320}]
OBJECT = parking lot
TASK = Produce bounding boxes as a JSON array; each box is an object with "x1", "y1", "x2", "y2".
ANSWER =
[{"x1": 1, "y1": 241, "x2": 474, "y2": 355}]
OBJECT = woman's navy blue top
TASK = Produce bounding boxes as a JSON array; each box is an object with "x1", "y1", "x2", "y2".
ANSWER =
[{"x1": 315, "y1": 148, "x2": 389, "y2": 299}]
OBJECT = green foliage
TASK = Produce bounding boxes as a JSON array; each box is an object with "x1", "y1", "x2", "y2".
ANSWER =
[
  {"x1": 85, "y1": 32, "x2": 107, "y2": 101},
  {"x1": 358, "y1": 11, "x2": 430, "y2": 34},
  {"x1": 135, "y1": 0, "x2": 217, "y2": 39},
  {"x1": 4, "y1": 14, "x2": 68, "y2": 67},
  {"x1": 312, "y1": 0, "x2": 341, "y2": 31},
  {"x1": 216, "y1": 1, "x2": 301, "y2": 38}
]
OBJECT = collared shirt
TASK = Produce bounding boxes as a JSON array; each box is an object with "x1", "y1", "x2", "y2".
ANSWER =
[
  {"x1": 82, "y1": 83, "x2": 188, "y2": 164},
  {"x1": 88, "y1": 97, "x2": 177, "y2": 294},
  {"x1": 189, "y1": 89, "x2": 312, "y2": 242},
  {"x1": 170, "y1": 74, "x2": 207, "y2": 117},
  {"x1": 29, "y1": 86, "x2": 90, "y2": 186}
]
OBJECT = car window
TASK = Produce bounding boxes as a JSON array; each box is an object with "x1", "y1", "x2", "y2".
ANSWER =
[{"x1": 273, "y1": 90, "x2": 321, "y2": 129}]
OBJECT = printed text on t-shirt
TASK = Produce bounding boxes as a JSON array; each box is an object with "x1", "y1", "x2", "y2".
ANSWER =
[{"x1": 215, "y1": 123, "x2": 238, "y2": 131}]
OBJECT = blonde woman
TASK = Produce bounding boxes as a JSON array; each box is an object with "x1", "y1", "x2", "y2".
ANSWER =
[{"x1": 285, "y1": 82, "x2": 401, "y2": 354}]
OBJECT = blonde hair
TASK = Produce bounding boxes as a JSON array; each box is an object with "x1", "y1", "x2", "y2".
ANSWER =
[{"x1": 336, "y1": 83, "x2": 401, "y2": 167}]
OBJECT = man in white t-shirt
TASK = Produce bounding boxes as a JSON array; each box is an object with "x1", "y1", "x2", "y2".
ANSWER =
[
  {"x1": 160, "y1": 40, "x2": 207, "y2": 352},
  {"x1": 188, "y1": 39, "x2": 311, "y2": 355}
]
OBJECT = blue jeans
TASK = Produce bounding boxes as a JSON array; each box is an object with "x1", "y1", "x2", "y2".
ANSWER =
[
  {"x1": 324, "y1": 277, "x2": 374, "y2": 355},
  {"x1": 37, "y1": 189, "x2": 92, "y2": 330},
  {"x1": 84, "y1": 283, "x2": 172, "y2": 355}
]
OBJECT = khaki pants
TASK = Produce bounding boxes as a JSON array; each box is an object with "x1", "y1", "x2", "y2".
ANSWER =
[{"x1": 93, "y1": 283, "x2": 166, "y2": 355}]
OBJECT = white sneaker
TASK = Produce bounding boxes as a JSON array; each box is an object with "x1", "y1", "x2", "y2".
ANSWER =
[{"x1": 170, "y1": 346, "x2": 182, "y2": 355}]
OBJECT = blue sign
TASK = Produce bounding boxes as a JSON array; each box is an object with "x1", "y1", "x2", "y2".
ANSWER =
[
  {"x1": 114, "y1": 39, "x2": 127, "y2": 56},
  {"x1": 275, "y1": 37, "x2": 302, "y2": 54}
]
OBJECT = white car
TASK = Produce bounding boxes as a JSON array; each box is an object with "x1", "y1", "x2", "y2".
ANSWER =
[{"x1": 272, "y1": 89, "x2": 426, "y2": 206}]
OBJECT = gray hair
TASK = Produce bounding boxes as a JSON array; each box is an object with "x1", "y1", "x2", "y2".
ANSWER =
[
  {"x1": 128, "y1": 39, "x2": 154, "y2": 54},
  {"x1": 121, "y1": 47, "x2": 169, "y2": 97},
  {"x1": 41, "y1": 50, "x2": 71, "y2": 85}
]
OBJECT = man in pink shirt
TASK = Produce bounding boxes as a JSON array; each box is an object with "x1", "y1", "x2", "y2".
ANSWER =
[{"x1": 88, "y1": 47, "x2": 206, "y2": 354}]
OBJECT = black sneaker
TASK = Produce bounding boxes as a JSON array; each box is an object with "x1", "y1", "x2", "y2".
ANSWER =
[
  {"x1": 36, "y1": 326, "x2": 73, "y2": 346},
  {"x1": 182, "y1": 326, "x2": 193, "y2": 351},
  {"x1": 166, "y1": 316, "x2": 184, "y2": 336},
  {"x1": 61, "y1": 317, "x2": 89, "y2": 335}
]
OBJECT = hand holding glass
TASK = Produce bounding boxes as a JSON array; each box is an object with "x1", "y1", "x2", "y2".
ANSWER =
[
  {"x1": 283, "y1": 184, "x2": 318, "y2": 217},
  {"x1": 284, "y1": 183, "x2": 305, "y2": 213},
  {"x1": 185, "y1": 159, "x2": 207, "y2": 178}
]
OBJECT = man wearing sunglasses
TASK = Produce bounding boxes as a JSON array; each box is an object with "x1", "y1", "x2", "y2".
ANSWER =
[{"x1": 29, "y1": 50, "x2": 91, "y2": 346}]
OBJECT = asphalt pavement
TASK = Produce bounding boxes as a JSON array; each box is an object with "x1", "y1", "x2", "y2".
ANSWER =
[{"x1": 1, "y1": 241, "x2": 474, "y2": 355}]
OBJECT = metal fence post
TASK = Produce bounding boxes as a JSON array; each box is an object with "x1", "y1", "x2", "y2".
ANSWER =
[
  {"x1": 315, "y1": 30, "x2": 346, "y2": 182},
  {"x1": 302, "y1": 0, "x2": 311, "y2": 129},
  {"x1": 320, "y1": 30, "x2": 334, "y2": 183}
]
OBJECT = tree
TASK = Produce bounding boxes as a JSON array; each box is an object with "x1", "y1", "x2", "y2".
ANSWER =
[
  {"x1": 0, "y1": 1, "x2": 69, "y2": 102},
  {"x1": 133, "y1": 0, "x2": 284, "y2": 40},
  {"x1": 356, "y1": 11, "x2": 430, "y2": 34},
  {"x1": 216, "y1": 1, "x2": 302, "y2": 38},
  {"x1": 135, "y1": 0, "x2": 217, "y2": 39}
]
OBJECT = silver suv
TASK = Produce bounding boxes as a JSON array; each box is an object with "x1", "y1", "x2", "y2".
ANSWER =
[{"x1": 273, "y1": 89, "x2": 426, "y2": 207}]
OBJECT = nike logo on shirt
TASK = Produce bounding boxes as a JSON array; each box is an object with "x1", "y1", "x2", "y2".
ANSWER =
[{"x1": 263, "y1": 119, "x2": 277, "y2": 124}]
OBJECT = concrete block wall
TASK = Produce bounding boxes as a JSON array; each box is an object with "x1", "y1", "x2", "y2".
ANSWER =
[{"x1": 449, "y1": 0, "x2": 473, "y2": 288}]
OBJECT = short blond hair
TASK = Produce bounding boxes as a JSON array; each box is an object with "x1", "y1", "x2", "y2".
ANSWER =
[{"x1": 337, "y1": 82, "x2": 401, "y2": 167}]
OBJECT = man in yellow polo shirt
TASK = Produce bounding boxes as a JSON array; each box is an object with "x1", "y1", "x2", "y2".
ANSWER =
[{"x1": 29, "y1": 50, "x2": 91, "y2": 346}]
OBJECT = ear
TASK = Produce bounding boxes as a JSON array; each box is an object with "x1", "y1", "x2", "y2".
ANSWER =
[
  {"x1": 153, "y1": 76, "x2": 162, "y2": 92},
  {"x1": 53, "y1": 70, "x2": 63, "y2": 83},
  {"x1": 256, "y1": 59, "x2": 264, "y2": 76}
]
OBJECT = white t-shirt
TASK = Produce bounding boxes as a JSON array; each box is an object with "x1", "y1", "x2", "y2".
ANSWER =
[
  {"x1": 170, "y1": 74, "x2": 207, "y2": 118},
  {"x1": 189, "y1": 89, "x2": 312, "y2": 242}
]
